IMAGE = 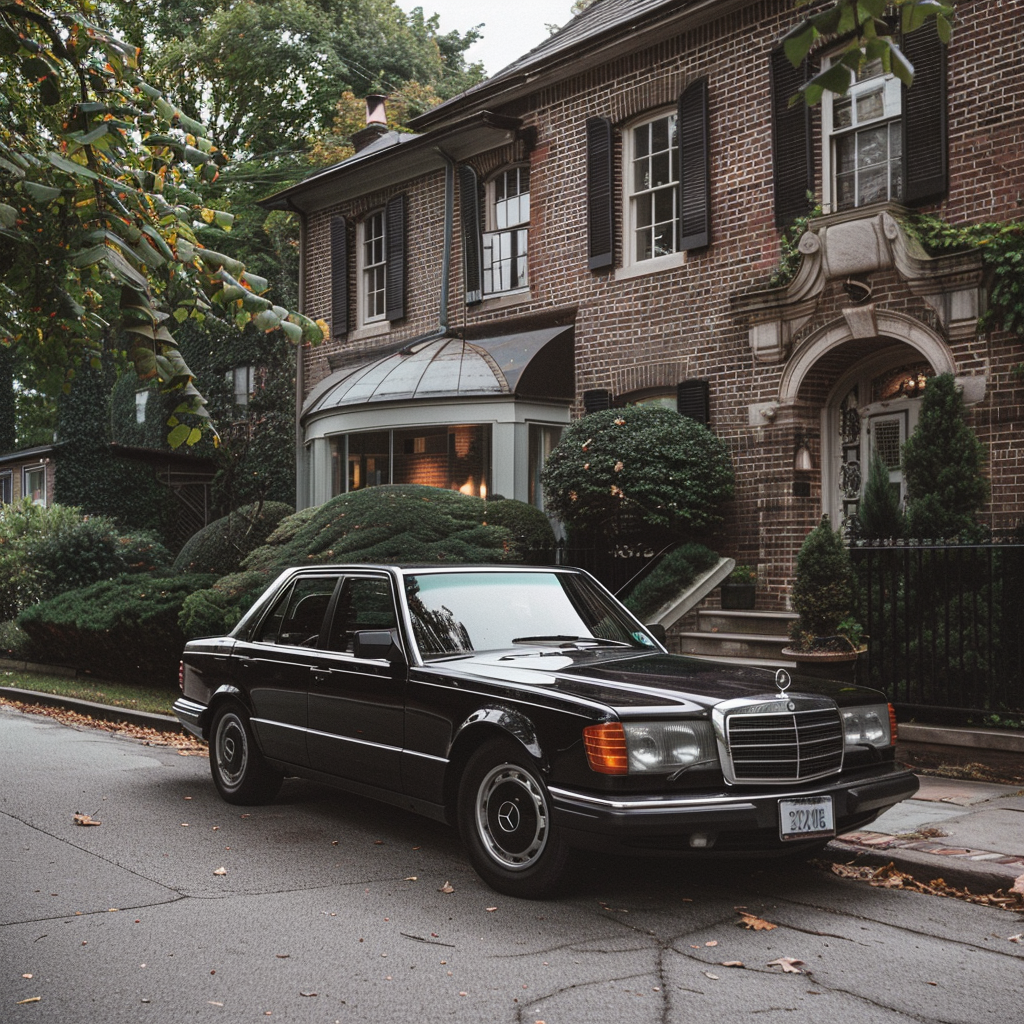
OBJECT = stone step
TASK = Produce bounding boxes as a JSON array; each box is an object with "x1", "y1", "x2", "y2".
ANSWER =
[
  {"x1": 675, "y1": 630, "x2": 794, "y2": 661},
  {"x1": 695, "y1": 609, "x2": 797, "y2": 637}
]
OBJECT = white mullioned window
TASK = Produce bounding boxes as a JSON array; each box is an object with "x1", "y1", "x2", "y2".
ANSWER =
[
  {"x1": 627, "y1": 111, "x2": 679, "y2": 264},
  {"x1": 483, "y1": 167, "x2": 529, "y2": 295},
  {"x1": 823, "y1": 56, "x2": 902, "y2": 212},
  {"x1": 360, "y1": 210, "x2": 387, "y2": 323}
]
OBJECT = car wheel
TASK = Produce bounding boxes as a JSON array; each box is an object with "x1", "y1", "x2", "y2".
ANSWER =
[
  {"x1": 209, "y1": 704, "x2": 282, "y2": 806},
  {"x1": 457, "y1": 739, "x2": 571, "y2": 899}
]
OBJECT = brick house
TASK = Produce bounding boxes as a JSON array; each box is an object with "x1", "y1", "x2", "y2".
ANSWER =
[
  {"x1": 262, "y1": 0, "x2": 1023, "y2": 606},
  {"x1": 0, "y1": 444, "x2": 61, "y2": 507}
]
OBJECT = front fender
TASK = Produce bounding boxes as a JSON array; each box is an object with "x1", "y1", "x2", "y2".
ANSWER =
[{"x1": 451, "y1": 705, "x2": 544, "y2": 763}]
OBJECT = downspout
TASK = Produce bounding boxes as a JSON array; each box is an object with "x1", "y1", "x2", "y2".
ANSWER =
[
  {"x1": 285, "y1": 199, "x2": 308, "y2": 510},
  {"x1": 437, "y1": 148, "x2": 455, "y2": 334}
]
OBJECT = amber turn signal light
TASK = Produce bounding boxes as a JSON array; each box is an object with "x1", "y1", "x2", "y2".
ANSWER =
[{"x1": 583, "y1": 722, "x2": 629, "y2": 774}]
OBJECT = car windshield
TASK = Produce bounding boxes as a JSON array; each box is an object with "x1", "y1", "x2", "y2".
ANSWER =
[{"x1": 403, "y1": 571, "x2": 656, "y2": 658}]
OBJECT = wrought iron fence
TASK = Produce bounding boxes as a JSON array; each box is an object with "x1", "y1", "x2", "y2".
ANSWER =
[{"x1": 850, "y1": 540, "x2": 1024, "y2": 721}]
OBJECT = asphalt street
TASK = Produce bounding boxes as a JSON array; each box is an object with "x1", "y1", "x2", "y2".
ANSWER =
[{"x1": 2, "y1": 706, "x2": 1022, "y2": 1023}]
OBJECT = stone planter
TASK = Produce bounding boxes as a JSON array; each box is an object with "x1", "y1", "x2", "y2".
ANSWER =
[{"x1": 781, "y1": 645, "x2": 865, "y2": 683}]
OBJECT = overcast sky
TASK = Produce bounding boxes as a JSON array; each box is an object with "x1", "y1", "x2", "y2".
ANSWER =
[{"x1": 395, "y1": 1, "x2": 578, "y2": 76}]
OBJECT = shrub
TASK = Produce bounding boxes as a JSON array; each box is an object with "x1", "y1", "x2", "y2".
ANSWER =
[
  {"x1": 0, "y1": 501, "x2": 170, "y2": 620},
  {"x1": 482, "y1": 497, "x2": 555, "y2": 562},
  {"x1": 172, "y1": 501, "x2": 294, "y2": 575},
  {"x1": 788, "y1": 516, "x2": 859, "y2": 648},
  {"x1": 540, "y1": 406, "x2": 734, "y2": 541},
  {"x1": 856, "y1": 451, "x2": 905, "y2": 540},
  {"x1": 18, "y1": 574, "x2": 217, "y2": 683},
  {"x1": 179, "y1": 486, "x2": 542, "y2": 638},
  {"x1": 902, "y1": 373, "x2": 988, "y2": 540},
  {"x1": 622, "y1": 544, "x2": 720, "y2": 621}
]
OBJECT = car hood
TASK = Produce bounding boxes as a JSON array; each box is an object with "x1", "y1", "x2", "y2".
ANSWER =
[{"x1": 443, "y1": 648, "x2": 885, "y2": 713}]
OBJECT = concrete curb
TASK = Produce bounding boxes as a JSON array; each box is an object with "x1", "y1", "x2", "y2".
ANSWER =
[
  {"x1": 899, "y1": 722, "x2": 1024, "y2": 754},
  {"x1": 0, "y1": 685, "x2": 185, "y2": 735}
]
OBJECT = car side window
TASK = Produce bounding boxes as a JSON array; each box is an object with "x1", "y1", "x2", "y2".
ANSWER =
[
  {"x1": 251, "y1": 576, "x2": 339, "y2": 647},
  {"x1": 326, "y1": 576, "x2": 397, "y2": 653}
]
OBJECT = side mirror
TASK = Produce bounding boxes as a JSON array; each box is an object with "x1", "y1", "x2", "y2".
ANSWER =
[
  {"x1": 353, "y1": 629, "x2": 402, "y2": 662},
  {"x1": 645, "y1": 623, "x2": 667, "y2": 646}
]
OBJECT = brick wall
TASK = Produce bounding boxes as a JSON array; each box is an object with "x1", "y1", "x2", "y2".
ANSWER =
[{"x1": 299, "y1": 0, "x2": 1023, "y2": 605}]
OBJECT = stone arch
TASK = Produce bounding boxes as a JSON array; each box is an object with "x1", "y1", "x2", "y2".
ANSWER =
[{"x1": 778, "y1": 309, "x2": 955, "y2": 407}]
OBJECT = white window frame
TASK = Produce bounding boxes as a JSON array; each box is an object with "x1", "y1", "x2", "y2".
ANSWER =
[
  {"x1": 358, "y1": 210, "x2": 387, "y2": 326},
  {"x1": 821, "y1": 55, "x2": 903, "y2": 214},
  {"x1": 0, "y1": 470, "x2": 12, "y2": 505},
  {"x1": 23, "y1": 464, "x2": 46, "y2": 506},
  {"x1": 225, "y1": 364, "x2": 256, "y2": 407},
  {"x1": 619, "y1": 107, "x2": 684, "y2": 276},
  {"x1": 482, "y1": 166, "x2": 530, "y2": 296}
]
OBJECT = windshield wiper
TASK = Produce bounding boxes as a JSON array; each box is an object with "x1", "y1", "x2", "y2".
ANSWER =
[{"x1": 511, "y1": 635, "x2": 631, "y2": 647}]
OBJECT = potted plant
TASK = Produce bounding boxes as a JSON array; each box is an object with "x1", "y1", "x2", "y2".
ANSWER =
[
  {"x1": 782, "y1": 516, "x2": 865, "y2": 679},
  {"x1": 720, "y1": 564, "x2": 757, "y2": 609}
]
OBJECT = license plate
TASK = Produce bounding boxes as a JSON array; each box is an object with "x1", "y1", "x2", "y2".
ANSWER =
[{"x1": 779, "y1": 796, "x2": 835, "y2": 841}]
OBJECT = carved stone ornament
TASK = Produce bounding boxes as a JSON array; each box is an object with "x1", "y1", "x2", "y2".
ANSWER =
[{"x1": 730, "y1": 206, "x2": 985, "y2": 364}]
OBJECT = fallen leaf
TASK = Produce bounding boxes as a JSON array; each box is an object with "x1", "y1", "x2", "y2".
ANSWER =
[
  {"x1": 486, "y1": 907, "x2": 497, "y2": 912},
  {"x1": 73, "y1": 813, "x2": 101, "y2": 826},
  {"x1": 22, "y1": 973, "x2": 33, "y2": 979},
  {"x1": 404, "y1": 876, "x2": 418, "y2": 881},
  {"x1": 275, "y1": 954, "x2": 289, "y2": 959},
  {"x1": 1009, "y1": 934, "x2": 1023, "y2": 944},
  {"x1": 181, "y1": 823, "x2": 189, "y2": 827},
  {"x1": 721, "y1": 961, "x2": 745, "y2": 968},
  {"x1": 1012, "y1": 873, "x2": 1024, "y2": 896},
  {"x1": 766, "y1": 957, "x2": 805, "y2": 974},
  {"x1": 703, "y1": 971, "x2": 719, "y2": 980},
  {"x1": 208, "y1": 1001, "x2": 224, "y2": 1006},
  {"x1": 213, "y1": 867, "x2": 227, "y2": 876},
  {"x1": 299, "y1": 992, "x2": 317, "y2": 997},
  {"x1": 705, "y1": 940, "x2": 718, "y2": 947},
  {"x1": 738, "y1": 912, "x2": 777, "y2": 931},
  {"x1": 439, "y1": 881, "x2": 454, "y2": 894},
  {"x1": 17, "y1": 997, "x2": 41, "y2": 1005}
]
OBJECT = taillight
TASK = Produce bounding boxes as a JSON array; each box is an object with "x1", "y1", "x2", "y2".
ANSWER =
[
  {"x1": 583, "y1": 722, "x2": 628, "y2": 775},
  {"x1": 178, "y1": 660, "x2": 185, "y2": 693},
  {"x1": 888, "y1": 703, "x2": 898, "y2": 745}
]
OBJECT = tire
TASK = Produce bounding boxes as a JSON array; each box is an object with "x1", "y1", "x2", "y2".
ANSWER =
[
  {"x1": 457, "y1": 739, "x2": 572, "y2": 899},
  {"x1": 209, "y1": 704, "x2": 283, "y2": 806}
]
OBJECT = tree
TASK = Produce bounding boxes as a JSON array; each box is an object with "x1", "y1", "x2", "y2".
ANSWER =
[
  {"x1": 901, "y1": 373, "x2": 988, "y2": 539},
  {"x1": 0, "y1": 0, "x2": 324, "y2": 447},
  {"x1": 783, "y1": 0, "x2": 954, "y2": 104},
  {"x1": 856, "y1": 450, "x2": 905, "y2": 540}
]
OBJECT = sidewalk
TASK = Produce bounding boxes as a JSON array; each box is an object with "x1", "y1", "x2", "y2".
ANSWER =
[
  {"x1": 825, "y1": 774, "x2": 1024, "y2": 893},
  {"x1": 3, "y1": 684, "x2": 1023, "y2": 894}
]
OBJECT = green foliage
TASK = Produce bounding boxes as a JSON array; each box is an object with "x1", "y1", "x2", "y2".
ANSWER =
[
  {"x1": 901, "y1": 374, "x2": 988, "y2": 539},
  {"x1": 767, "y1": 201, "x2": 822, "y2": 288},
  {"x1": 541, "y1": 406, "x2": 735, "y2": 542},
  {"x1": 0, "y1": 0, "x2": 323, "y2": 445},
  {"x1": 173, "y1": 501, "x2": 294, "y2": 575},
  {"x1": 179, "y1": 486, "x2": 541, "y2": 638},
  {"x1": 0, "y1": 499, "x2": 170, "y2": 620},
  {"x1": 18, "y1": 573, "x2": 216, "y2": 682},
  {"x1": 481, "y1": 498, "x2": 555, "y2": 562},
  {"x1": 0, "y1": 343, "x2": 14, "y2": 452},
  {"x1": 789, "y1": 515, "x2": 858, "y2": 644},
  {"x1": 622, "y1": 544, "x2": 720, "y2": 621},
  {"x1": 783, "y1": 0, "x2": 954, "y2": 105},
  {"x1": 728, "y1": 564, "x2": 758, "y2": 584},
  {"x1": 0, "y1": 618, "x2": 31, "y2": 658},
  {"x1": 856, "y1": 451, "x2": 906, "y2": 540},
  {"x1": 907, "y1": 215, "x2": 1024, "y2": 340}
]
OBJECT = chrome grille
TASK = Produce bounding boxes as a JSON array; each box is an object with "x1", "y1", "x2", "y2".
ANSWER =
[{"x1": 724, "y1": 707, "x2": 843, "y2": 783}]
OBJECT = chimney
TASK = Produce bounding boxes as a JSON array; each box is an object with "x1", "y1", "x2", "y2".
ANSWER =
[{"x1": 352, "y1": 94, "x2": 390, "y2": 153}]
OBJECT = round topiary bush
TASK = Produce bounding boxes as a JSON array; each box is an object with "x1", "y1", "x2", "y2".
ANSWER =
[
  {"x1": 788, "y1": 516, "x2": 858, "y2": 647},
  {"x1": 172, "y1": 501, "x2": 294, "y2": 576},
  {"x1": 540, "y1": 406, "x2": 735, "y2": 541}
]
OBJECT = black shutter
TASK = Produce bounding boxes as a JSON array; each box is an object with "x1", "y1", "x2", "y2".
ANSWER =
[
  {"x1": 770, "y1": 46, "x2": 813, "y2": 227},
  {"x1": 586, "y1": 117, "x2": 614, "y2": 270},
  {"x1": 384, "y1": 194, "x2": 406, "y2": 322},
  {"x1": 677, "y1": 380, "x2": 710, "y2": 425},
  {"x1": 583, "y1": 389, "x2": 612, "y2": 413},
  {"x1": 459, "y1": 165, "x2": 483, "y2": 304},
  {"x1": 902, "y1": 25, "x2": 948, "y2": 205},
  {"x1": 678, "y1": 77, "x2": 711, "y2": 251},
  {"x1": 330, "y1": 215, "x2": 348, "y2": 339}
]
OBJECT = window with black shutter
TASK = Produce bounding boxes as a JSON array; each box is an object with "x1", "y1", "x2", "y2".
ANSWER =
[
  {"x1": 582, "y1": 389, "x2": 612, "y2": 413},
  {"x1": 678, "y1": 77, "x2": 710, "y2": 251},
  {"x1": 330, "y1": 215, "x2": 348, "y2": 339},
  {"x1": 677, "y1": 380, "x2": 710, "y2": 425},
  {"x1": 459, "y1": 165, "x2": 483, "y2": 304},
  {"x1": 586, "y1": 117, "x2": 614, "y2": 270},
  {"x1": 770, "y1": 46, "x2": 813, "y2": 227},
  {"x1": 385, "y1": 194, "x2": 406, "y2": 322},
  {"x1": 901, "y1": 25, "x2": 948, "y2": 204}
]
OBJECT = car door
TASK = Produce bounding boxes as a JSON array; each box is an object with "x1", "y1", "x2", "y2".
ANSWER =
[
  {"x1": 232, "y1": 572, "x2": 342, "y2": 768},
  {"x1": 306, "y1": 572, "x2": 406, "y2": 791}
]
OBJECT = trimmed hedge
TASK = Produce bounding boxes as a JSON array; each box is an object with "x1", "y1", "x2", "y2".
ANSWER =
[
  {"x1": 180, "y1": 486, "x2": 551, "y2": 639},
  {"x1": 18, "y1": 574, "x2": 217, "y2": 683},
  {"x1": 172, "y1": 501, "x2": 294, "y2": 575}
]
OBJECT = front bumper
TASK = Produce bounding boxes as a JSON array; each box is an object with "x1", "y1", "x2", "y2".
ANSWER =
[{"x1": 549, "y1": 766, "x2": 919, "y2": 855}]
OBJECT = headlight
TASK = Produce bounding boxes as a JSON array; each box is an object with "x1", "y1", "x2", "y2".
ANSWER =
[
  {"x1": 583, "y1": 720, "x2": 717, "y2": 774},
  {"x1": 842, "y1": 705, "x2": 893, "y2": 750}
]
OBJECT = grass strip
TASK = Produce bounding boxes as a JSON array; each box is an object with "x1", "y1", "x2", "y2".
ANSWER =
[{"x1": 0, "y1": 668, "x2": 177, "y2": 715}]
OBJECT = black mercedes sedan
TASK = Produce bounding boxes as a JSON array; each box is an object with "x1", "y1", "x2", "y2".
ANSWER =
[{"x1": 175, "y1": 564, "x2": 918, "y2": 898}]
